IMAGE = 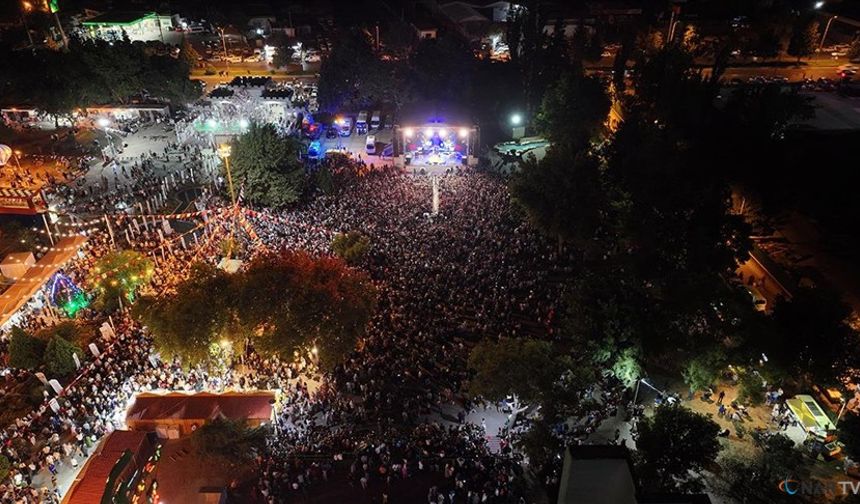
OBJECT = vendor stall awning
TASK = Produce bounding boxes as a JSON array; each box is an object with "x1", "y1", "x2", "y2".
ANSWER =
[
  {"x1": 787, "y1": 394, "x2": 836, "y2": 434},
  {"x1": 0, "y1": 236, "x2": 87, "y2": 328}
]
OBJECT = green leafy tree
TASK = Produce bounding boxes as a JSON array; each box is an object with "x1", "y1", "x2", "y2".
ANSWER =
[
  {"x1": 788, "y1": 19, "x2": 819, "y2": 62},
  {"x1": 179, "y1": 37, "x2": 201, "y2": 70},
  {"x1": 237, "y1": 251, "x2": 377, "y2": 369},
  {"x1": 715, "y1": 434, "x2": 805, "y2": 502},
  {"x1": 510, "y1": 147, "x2": 606, "y2": 251},
  {"x1": 682, "y1": 348, "x2": 726, "y2": 394},
  {"x1": 737, "y1": 370, "x2": 765, "y2": 406},
  {"x1": 838, "y1": 413, "x2": 860, "y2": 458},
  {"x1": 610, "y1": 346, "x2": 643, "y2": 388},
  {"x1": 137, "y1": 252, "x2": 376, "y2": 370},
  {"x1": 331, "y1": 231, "x2": 371, "y2": 265},
  {"x1": 767, "y1": 287, "x2": 858, "y2": 385},
  {"x1": 467, "y1": 337, "x2": 567, "y2": 404},
  {"x1": 318, "y1": 29, "x2": 404, "y2": 111},
  {"x1": 534, "y1": 70, "x2": 609, "y2": 149},
  {"x1": 636, "y1": 404, "x2": 722, "y2": 493},
  {"x1": 190, "y1": 418, "x2": 267, "y2": 462},
  {"x1": 36, "y1": 321, "x2": 87, "y2": 347},
  {"x1": 8, "y1": 326, "x2": 45, "y2": 370},
  {"x1": 229, "y1": 123, "x2": 304, "y2": 208},
  {"x1": 89, "y1": 250, "x2": 154, "y2": 311},
  {"x1": 43, "y1": 336, "x2": 82, "y2": 377},
  {"x1": 136, "y1": 264, "x2": 235, "y2": 368}
]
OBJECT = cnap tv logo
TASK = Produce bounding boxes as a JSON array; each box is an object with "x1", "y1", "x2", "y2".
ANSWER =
[
  {"x1": 778, "y1": 477, "x2": 800, "y2": 495},
  {"x1": 778, "y1": 476, "x2": 860, "y2": 496}
]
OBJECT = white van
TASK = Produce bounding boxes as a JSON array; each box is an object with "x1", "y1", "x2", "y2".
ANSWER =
[
  {"x1": 356, "y1": 111, "x2": 368, "y2": 134},
  {"x1": 338, "y1": 117, "x2": 352, "y2": 136},
  {"x1": 370, "y1": 111, "x2": 381, "y2": 130},
  {"x1": 366, "y1": 135, "x2": 376, "y2": 155}
]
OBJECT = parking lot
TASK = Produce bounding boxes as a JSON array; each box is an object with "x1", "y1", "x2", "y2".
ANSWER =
[{"x1": 310, "y1": 121, "x2": 394, "y2": 163}]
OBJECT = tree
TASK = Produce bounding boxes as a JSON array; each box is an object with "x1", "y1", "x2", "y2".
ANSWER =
[
  {"x1": 838, "y1": 413, "x2": 860, "y2": 458},
  {"x1": 511, "y1": 147, "x2": 607, "y2": 251},
  {"x1": 636, "y1": 404, "x2": 721, "y2": 493},
  {"x1": 237, "y1": 251, "x2": 377, "y2": 369},
  {"x1": 737, "y1": 370, "x2": 765, "y2": 406},
  {"x1": 89, "y1": 250, "x2": 154, "y2": 311},
  {"x1": 788, "y1": 20, "x2": 819, "y2": 62},
  {"x1": 682, "y1": 348, "x2": 726, "y2": 394},
  {"x1": 36, "y1": 321, "x2": 87, "y2": 347},
  {"x1": 681, "y1": 24, "x2": 702, "y2": 54},
  {"x1": 331, "y1": 231, "x2": 371, "y2": 265},
  {"x1": 138, "y1": 252, "x2": 376, "y2": 370},
  {"x1": 715, "y1": 434, "x2": 805, "y2": 502},
  {"x1": 317, "y1": 29, "x2": 404, "y2": 111},
  {"x1": 849, "y1": 39, "x2": 860, "y2": 61},
  {"x1": 229, "y1": 123, "x2": 304, "y2": 208},
  {"x1": 179, "y1": 37, "x2": 201, "y2": 70},
  {"x1": 767, "y1": 287, "x2": 858, "y2": 385},
  {"x1": 190, "y1": 418, "x2": 267, "y2": 462},
  {"x1": 410, "y1": 34, "x2": 475, "y2": 103},
  {"x1": 534, "y1": 70, "x2": 610, "y2": 149},
  {"x1": 136, "y1": 264, "x2": 235, "y2": 368},
  {"x1": 43, "y1": 336, "x2": 82, "y2": 377},
  {"x1": 467, "y1": 337, "x2": 567, "y2": 404},
  {"x1": 8, "y1": 326, "x2": 45, "y2": 370}
]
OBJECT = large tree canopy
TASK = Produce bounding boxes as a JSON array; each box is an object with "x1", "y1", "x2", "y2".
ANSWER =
[
  {"x1": 139, "y1": 252, "x2": 376, "y2": 370},
  {"x1": 229, "y1": 123, "x2": 305, "y2": 208},
  {"x1": 237, "y1": 251, "x2": 377, "y2": 368},
  {"x1": 467, "y1": 337, "x2": 568, "y2": 405},
  {"x1": 0, "y1": 38, "x2": 200, "y2": 119},
  {"x1": 636, "y1": 404, "x2": 722, "y2": 493},
  {"x1": 136, "y1": 264, "x2": 235, "y2": 368}
]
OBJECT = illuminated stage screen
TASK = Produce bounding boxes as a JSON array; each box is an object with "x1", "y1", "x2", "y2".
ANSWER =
[{"x1": 402, "y1": 126, "x2": 470, "y2": 166}]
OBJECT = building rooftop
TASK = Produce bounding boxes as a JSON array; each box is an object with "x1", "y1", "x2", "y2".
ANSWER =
[
  {"x1": 82, "y1": 11, "x2": 157, "y2": 25},
  {"x1": 126, "y1": 392, "x2": 276, "y2": 422},
  {"x1": 63, "y1": 431, "x2": 155, "y2": 504}
]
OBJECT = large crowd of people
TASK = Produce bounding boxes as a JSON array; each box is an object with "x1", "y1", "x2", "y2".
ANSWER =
[{"x1": 0, "y1": 114, "x2": 582, "y2": 504}]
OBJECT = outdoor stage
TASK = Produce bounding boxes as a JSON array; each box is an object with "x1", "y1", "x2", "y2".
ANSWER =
[{"x1": 393, "y1": 102, "x2": 479, "y2": 172}]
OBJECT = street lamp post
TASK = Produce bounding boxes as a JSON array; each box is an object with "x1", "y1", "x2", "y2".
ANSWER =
[
  {"x1": 12, "y1": 150, "x2": 23, "y2": 171},
  {"x1": 20, "y1": 1, "x2": 34, "y2": 48},
  {"x1": 218, "y1": 144, "x2": 237, "y2": 258},
  {"x1": 219, "y1": 27, "x2": 230, "y2": 75},
  {"x1": 510, "y1": 113, "x2": 524, "y2": 140},
  {"x1": 97, "y1": 117, "x2": 117, "y2": 160},
  {"x1": 820, "y1": 15, "x2": 838, "y2": 50}
]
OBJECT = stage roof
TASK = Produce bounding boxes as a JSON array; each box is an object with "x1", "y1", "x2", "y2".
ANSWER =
[{"x1": 0, "y1": 235, "x2": 87, "y2": 328}]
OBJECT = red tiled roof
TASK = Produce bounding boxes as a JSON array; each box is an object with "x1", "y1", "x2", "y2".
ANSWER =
[
  {"x1": 63, "y1": 430, "x2": 152, "y2": 504},
  {"x1": 126, "y1": 392, "x2": 275, "y2": 422}
]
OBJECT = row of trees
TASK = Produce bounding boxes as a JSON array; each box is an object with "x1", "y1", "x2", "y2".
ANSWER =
[
  {"x1": 0, "y1": 37, "x2": 200, "y2": 122},
  {"x1": 7, "y1": 322, "x2": 85, "y2": 377},
  {"x1": 136, "y1": 250, "x2": 377, "y2": 370}
]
